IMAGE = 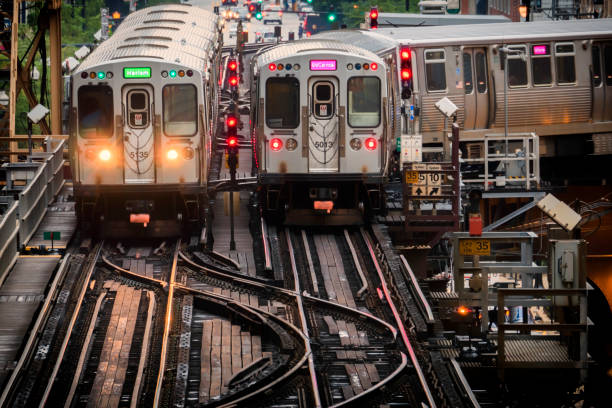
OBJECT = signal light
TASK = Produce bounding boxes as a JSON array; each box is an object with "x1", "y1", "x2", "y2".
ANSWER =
[
  {"x1": 327, "y1": 13, "x2": 336, "y2": 22},
  {"x1": 401, "y1": 49, "x2": 411, "y2": 60},
  {"x1": 270, "y1": 138, "x2": 283, "y2": 151},
  {"x1": 229, "y1": 76, "x2": 239, "y2": 86},
  {"x1": 364, "y1": 138, "x2": 377, "y2": 150},
  {"x1": 228, "y1": 60, "x2": 238, "y2": 71},
  {"x1": 226, "y1": 116, "x2": 237, "y2": 128},
  {"x1": 457, "y1": 306, "x2": 471, "y2": 316},
  {"x1": 227, "y1": 136, "x2": 238, "y2": 148},
  {"x1": 248, "y1": 4, "x2": 255, "y2": 12},
  {"x1": 369, "y1": 7, "x2": 378, "y2": 29},
  {"x1": 400, "y1": 47, "x2": 413, "y2": 99},
  {"x1": 401, "y1": 68, "x2": 411, "y2": 80}
]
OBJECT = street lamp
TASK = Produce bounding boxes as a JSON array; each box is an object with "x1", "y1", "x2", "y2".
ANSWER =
[{"x1": 499, "y1": 47, "x2": 526, "y2": 165}]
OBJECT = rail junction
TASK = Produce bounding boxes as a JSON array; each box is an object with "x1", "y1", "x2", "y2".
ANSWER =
[{"x1": 0, "y1": 1, "x2": 611, "y2": 408}]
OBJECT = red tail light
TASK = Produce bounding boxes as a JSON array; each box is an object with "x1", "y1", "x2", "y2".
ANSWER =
[
  {"x1": 270, "y1": 138, "x2": 283, "y2": 151},
  {"x1": 268, "y1": 63, "x2": 276, "y2": 71},
  {"x1": 370, "y1": 62, "x2": 378, "y2": 71},
  {"x1": 365, "y1": 138, "x2": 377, "y2": 150},
  {"x1": 401, "y1": 68, "x2": 411, "y2": 80}
]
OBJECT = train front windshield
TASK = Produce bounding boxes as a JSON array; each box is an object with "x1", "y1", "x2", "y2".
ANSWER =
[
  {"x1": 78, "y1": 85, "x2": 114, "y2": 138},
  {"x1": 348, "y1": 77, "x2": 380, "y2": 127}
]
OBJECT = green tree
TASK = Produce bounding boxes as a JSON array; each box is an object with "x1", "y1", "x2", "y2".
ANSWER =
[{"x1": 314, "y1": 1, "x2": 419, "y2": 28}]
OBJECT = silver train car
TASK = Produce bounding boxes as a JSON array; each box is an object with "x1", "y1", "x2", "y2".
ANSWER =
[
  {"x1": 317, "y1": 20, "x2": 612, "y2": 150},
  {"x1": 250, "y1": 40, "x2": 397, "y2": 224},
  {"x1": 70, "y1": 5, "x2": 222, "y2": 236}
]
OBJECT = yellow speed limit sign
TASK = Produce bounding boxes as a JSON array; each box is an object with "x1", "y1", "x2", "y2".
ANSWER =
[
  {"x1": 459, "y1": 239, "x2": 491, "y2": 256},
  {"x1": 405, "y1": 171, "x2": 419, "y2": 184}
]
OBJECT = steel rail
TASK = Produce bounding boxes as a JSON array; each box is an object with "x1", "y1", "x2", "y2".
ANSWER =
[
  {"x1": 261, "y1": 217, "x2": 273, "y2": 271},
  {"x1": 301, "y1": 230, "x2": 319, "y2": 296},
  {"x1": 450, "y1": 358, "x2": 481, "y2": 408},
  {"x1": 153, "y1": 239, "x2": 181, "y2": 408},
  {"x1": 285, "y1": 229, "x2": 322, "y2": 408},
  {"x1": 180, "y1": 250, "x2": 275, "y2": 286},
  {"x1": 360, "y1": 228, "x2": 437, "y2": 408},
  {"x1": 38, "y1": 242, "x2": 104, "y2": 408},
  {"x1": 0, "y1": 249, "x2": 73, "y2": 406},
  {"x1": 131, "y1": 291, "x2": 156, "y2": 408},
  {"x1": 399, "y1": 254, "x2": 435, "y2": 322},
  {"x1": 343, "y1": 229, "x2": 369, "y2": 298},
  {"x1": 102, "y1": 254, "x2": 168, "y2": 288}
]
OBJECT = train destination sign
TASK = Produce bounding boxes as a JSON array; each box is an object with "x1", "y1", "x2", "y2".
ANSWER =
[
  {"x1": 310, "y1": 60, "x2": 337, "y2": 71},
  {"x1": 123, "y1": 67, "x2": 152, "y2": 79}
]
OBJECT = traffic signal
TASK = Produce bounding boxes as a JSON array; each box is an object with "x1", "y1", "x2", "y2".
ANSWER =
[
  {"x1": 307, "y1": 0, "x2": 312, "y2": 3},
  {"x1": 228, "y1": 57, "x2": 239, "y2": 90},
  {"x1": 327, "y1": 12, "x2": 336, "y2": 22},
  {"x1": 255, "y1": 3, "x2": 263, "y2": 20},
  {"x1": 400, "y1": 47, "x2": 412, "y2": 99},
  {"x1": 226, "y1": 114, "x2": 239, "y2": 175},
  {"x1": 369, "y1": 7, "x2": 378, "y2": 29},
  {"x1": 248, "y1": 3, "x2": 256, "y2": 12}
]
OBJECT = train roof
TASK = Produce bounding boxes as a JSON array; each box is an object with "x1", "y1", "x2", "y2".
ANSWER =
[
  {"x1": 376, "y1": 12, "x2": 510, "y2": 26},
  {"x1": 76, "y1": 4, "x2": 220, "y2": 73},
  {"x1": 312, "y1": 30, "x2": 399, "y2": 56},
  {"x1": 377, "y1": 18, "x2": 612, "y2": 46},
  {"x1": 253, "y1": 40, "x2": 383, "y2": 66}
]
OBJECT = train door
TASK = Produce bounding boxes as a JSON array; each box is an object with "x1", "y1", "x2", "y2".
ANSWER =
[
  {"x1": 122, "y1": 85, "x2": 155, "y2": 184},
  {"x1": 593, "y1": 43, "x2": 612, "y2": 122},
  {"x1": 462, "y1": 48, "x2": 489, "y2": 129},
  {"x1": 308, "y1": 78, "x2": 339, "y2": 172}
]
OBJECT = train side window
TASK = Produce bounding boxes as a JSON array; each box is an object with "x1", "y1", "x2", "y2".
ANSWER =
[
  {"x1": 531, "y1": 44, "x2": 552, "y2": 86},
  {"x1": 78, "y1": 85, "x2": 114, "y2": 138},
  {"x1": 475, "y1": 51, "x2": 488, "y2": 93},
  {"x1": 425, "y1": 49, "x2": 446, "y2": 92},
  {"x1": 592, "y1": 46, "x2": 601, "y2": 87},
  {"x1": 507, "y1": 45, "x2": 527, "y2": 87},
  {"x1": 604, "y1": 45, "x2": 612, "y2": 86},
  {"x1": 347, "y1": 77, "x2": 380, "y2": 127},
  {"x1": 266, "y1": 77, "x2": 299, "y2": 129},
  {"x1": 162, "y1": 84, "x2": 197, "y2": 136},
  {"x1": 127, "y1": 90, "x2": 149, "y2": 128},
  {"x1": 463, "y1": 53, "x2": 473, "y2": 94},
  {"x1": 555, "y1": 43, "x2": 576, "y2": 84}
]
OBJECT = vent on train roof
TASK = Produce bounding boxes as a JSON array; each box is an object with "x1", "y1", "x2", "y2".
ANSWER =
[
  {"x1": 111, "y1": 55, "x2": 164, "y2": 61},
  {"x1": 117, "y1": 44, "x2": 169, "y2": 50},
  {"x1": 125, "y1": 36, "x2": 173, "y2": 42},
  {"x1": 143, "y1": 19, "x2": 185, "y2": 24},
  {"x1": 147, "y1": 9, "x2": 189, "y2": 15},
  {"x1": 135, "y1": 26, "x2": 180, "y2": 31}
]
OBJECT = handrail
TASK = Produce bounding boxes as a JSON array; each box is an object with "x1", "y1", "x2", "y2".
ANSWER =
[{"x1": 399, "y1": 254, "x2": 435, "y2": 322}]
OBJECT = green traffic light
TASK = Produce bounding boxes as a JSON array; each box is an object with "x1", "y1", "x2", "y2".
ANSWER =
[
  {"x1": 328, "y1": 13, "x2": 336, "y2": 22},
  {"x1": 255, "y1": 11, "x2": 263, "y2": 20},
  {"x1": 306, "y1": 0, "x2": 312, "y2": 3}
]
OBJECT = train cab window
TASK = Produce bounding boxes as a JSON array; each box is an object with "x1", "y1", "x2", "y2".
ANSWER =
[
  {"x1": 462, "y1": 53, "x2": 473, "y2": 94},
  {"x1": 313, "y1": 82, "x2": 334, "y2": 119},
  {"x1": 604, "y1": 45, "x2": 612, "y2": 86},
  {"x1": 347, "y1": 77, "x2": 380, "y2": 127},
  {"x1": 475, "y1": 51, "x2": 488, "y2": 93},
  {"x1": 531, "y1": 44, "x2": 552, "y2": 86},
  {"x1": 127, "y1": 90, "x2": 149, "y2": 128},
  {"x1": 266, "y1": 77, "x2": 299, "y2": 128},
  {"x1": 507, "y1": 45, "x2": 528, "y2": 87},
  {"x1": 425, "y1": 49, "x2": 447, "y2": 92},
  {"x1": 162, "y1": 84, "x2": 197, "y2": 136},
  {"x1": 592, "y1": 46, "x2": 602, "y2": 87},
  {"x1": 555, "y1": 43, "x2": 576, "y2": 84},
  {"x1": 78, "y1": 85, "x2": 114, "y2": 138}
]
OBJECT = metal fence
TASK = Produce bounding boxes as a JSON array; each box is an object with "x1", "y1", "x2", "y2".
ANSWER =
[{"x1": 0, "y1": 201, "x2": 19, "y2": 285}]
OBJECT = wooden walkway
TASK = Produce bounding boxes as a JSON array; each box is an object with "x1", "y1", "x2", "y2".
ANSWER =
[
  {"x1": 199, "y1": 318, "x2": 267, "y2": 403},
  {"x1": 0, "y1": 256, "x2": 59, "y2": 385},
  {"x1": 87, "y1": 282, "x2": 147, "y2": 408},
  {"x1": 314, "y1": 235, "x2": 357, "y2": 309}
]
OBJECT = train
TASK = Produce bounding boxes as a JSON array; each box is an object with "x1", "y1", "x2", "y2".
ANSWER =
[
  {"x1": 315, "y1": 19, "x2": 612, "y2": 155},
  {"x1": 249, "y1": 40, "x2": 399, "y2": 225},
  {"x1": 70, "y1": 4, "x2": 223, "y2": 236}
]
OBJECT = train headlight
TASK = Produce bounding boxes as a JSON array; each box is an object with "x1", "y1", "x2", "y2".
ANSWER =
[
  {"x1": 350, "y1": 138, "x2": 362, "y2": 151},
  {"x1": 285, "y1": 138, "x2": 297, "y2": 151},
  {"x1": 167, "y1": 149, "x2": 179, "y2": 160},
  {"x1": 270, "y1": 138, "x2": 283, "y2": 151},
  {"x1": 98, "y1": 149, "x2": 112, "y2": 161},
  {"x1": 364, "y1": 137, "x2": 377, "y2": 151},
  {"x1": 183, "y1": 147, "x2": 194, "y2": 160}
]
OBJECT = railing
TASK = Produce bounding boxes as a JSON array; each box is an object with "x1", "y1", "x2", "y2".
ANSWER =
[
  {"x1": 9, "y1": 138, "x2": 66, "y2": 247},
  {"x1": 0, "y1": 201, "x2": 19, "y2": 285}
]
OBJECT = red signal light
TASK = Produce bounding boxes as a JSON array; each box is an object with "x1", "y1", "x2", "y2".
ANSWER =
[
  {"x1": 229, "y1": 76, "x2": 239, "y2": 86},
  {"x1": 226, "y1": 116, "x2": 237, "y2": 127},
  {"x1": 401, "y1": 68, "x2": 411, "y2": 80},
  {"x1": 370, "y1": 10, "x2": 378, "y2": 19},
  {"x1": 401, "y1": 48, "x2": 411, "y2": 60},
  {"x1": 228, "y1": 60, "x2": 238, "y2": 71},
  {"x1": 370, "y1": 62, "x2": 378, "y2": 71},
  {"x1": 248, "y1": 4, "x2": 255, "y2": 12},
  {"x1": 268, "y1": 63, "x2": 276, "y2": 71},
  {"x1": 227, "y1": 136, "x2": 238, "y2": 147},
  {"x1": 364, "y1": 137, "x2": 377, "y2": 150}
]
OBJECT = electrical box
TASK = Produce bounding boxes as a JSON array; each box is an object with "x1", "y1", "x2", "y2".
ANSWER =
[
  {"x1": 400, "y1": 134, "x2": 422, "y2": 165},
  {"x1": 550, "y1": 240, "x2": 586, "y2": 306}
]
